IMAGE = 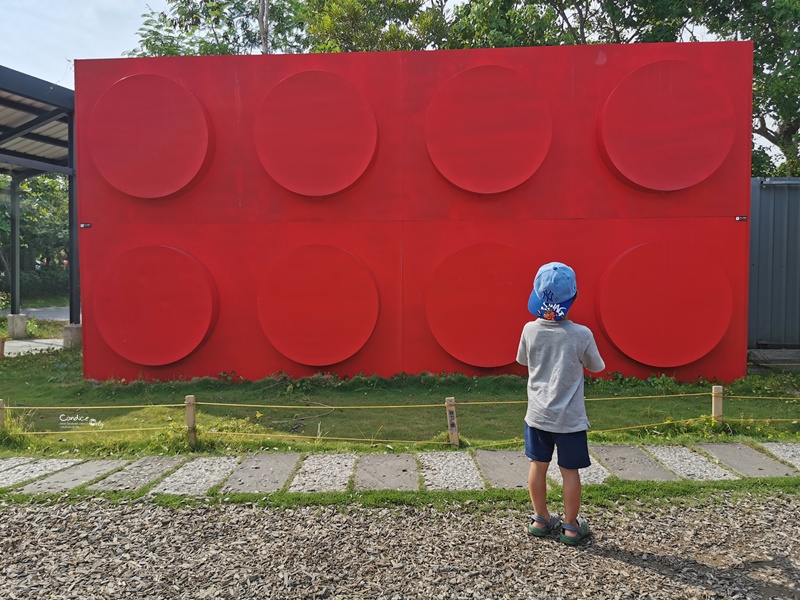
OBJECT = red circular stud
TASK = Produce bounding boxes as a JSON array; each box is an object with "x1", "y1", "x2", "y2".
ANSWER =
[
  {"x1": 88, "y1": 74, "x2": 211, "y2": 198},
  {"x1": 257, "y1": 245, "x2": 379, "y2": 366},
  {"x1": 598, "y1": 60, "x2": 736, "y2": 192},
  {"x1": 596, "y1": 241, "x2": 733, "y2": 367},
  {"x1": 93, "y1": 246, "x2": 218, "y2": 366},
  {"x1": 425, "y1": 65, "x2": 552, "y2": 194},
  {"x1": 254, "y1": 71, "x2": 378, "y2": 196},
  {"x1": 426, "y1": 244, "x2": 532, "y2": 367}
]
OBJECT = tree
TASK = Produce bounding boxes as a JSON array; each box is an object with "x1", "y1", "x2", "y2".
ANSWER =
[
  {"x1": 127, "y1": 0, "x2": 308, "y2": 56},
  {"x1": 446, "y1": 0, "x2": 697, "y2": 48},
  {"x1": 0, "y1": 174, "x2": 70, "y2": 289},
  {"x1": 303, "y1": 0, "x2": 449, "y2": 52},
  {"x1": 698, "y1": 0, "x2": 800, "y2": 175}
]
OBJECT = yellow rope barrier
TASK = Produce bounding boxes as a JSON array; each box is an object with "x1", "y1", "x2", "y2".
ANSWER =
[
  {"x1": 13, "y1": 427, "x2": 173, "y2": 436},
  {"x1": 586, "y1": 393, "x2": 708, "y2": 402},
  {"x1": 3, "y1": 404, "x2": 185, "y2": 411},
  {"x1": 591, "y1": 417, "x2": 706, "y2": 434},
  {"x1": 722, "y1": 418, "x2": 799, "y2": 423},
  {"x1": 195, "y1": 392, "x2": 708, "y2": 411},
  {"x1": 197, "y1": 401, "x2": 444, "y2": 410},
  {"x1": 724, "y1": 395, "x2": 800, "y2": 401},
  {"x1": 471, "y1": 439, "x2": 524, "y2": 449},
  {"x1": 205, "y1": 430, "x2": 451, "y2": 445}
]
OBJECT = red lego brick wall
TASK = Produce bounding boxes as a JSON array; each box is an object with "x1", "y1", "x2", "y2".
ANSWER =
[{"x1": 74, "y1": 42, "x2": 753, "y2": 382}]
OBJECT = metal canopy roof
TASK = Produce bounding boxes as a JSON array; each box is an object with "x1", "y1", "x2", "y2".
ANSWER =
[
  {"x1": 0, "y1": 65, "x2": 79, "y2": 326},
  {"x1": 0, "y1": 65, "x2": 74, "y2": 179}
]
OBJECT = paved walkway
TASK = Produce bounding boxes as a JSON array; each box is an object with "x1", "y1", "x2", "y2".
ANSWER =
[{"x1": 0, "y1": 443, "x2": 797, "y2": 497}]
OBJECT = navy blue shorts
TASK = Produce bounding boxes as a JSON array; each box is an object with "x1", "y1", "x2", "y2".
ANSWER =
[{"x1": 524, "y1": 425, "x2": 590, "y2": 470}]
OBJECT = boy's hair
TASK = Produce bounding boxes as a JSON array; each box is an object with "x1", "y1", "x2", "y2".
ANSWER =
[{"x1": 528, "y1": 262, "x2": 577, "y2": 321}]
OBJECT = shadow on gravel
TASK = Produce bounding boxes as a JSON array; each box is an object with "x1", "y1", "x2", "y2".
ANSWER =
[{"x1": 589, "y1": 543, "x2": 799, "y2": 599}]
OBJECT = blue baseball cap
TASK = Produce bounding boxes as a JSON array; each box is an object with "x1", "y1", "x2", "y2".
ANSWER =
[{"x1": 528, "y1": 262, "x2": 577, "y2": 320}]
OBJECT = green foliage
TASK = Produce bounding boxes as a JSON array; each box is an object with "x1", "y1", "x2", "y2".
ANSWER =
[
  {"x1": 0, "y1": 175, "x2": 70, "y2": 289},
  {"x1": 699, "y1": 0, "x2": 800, "y2": 176},
  {"x1": 127, "y1": 0, "x2": 308, "y2": 55},
  {"x1": 446, "y1": 0, "x2": 561, "y2": 48},
  {"x1": 304, "y1": 0, "x2": 446, "y2": 52}
]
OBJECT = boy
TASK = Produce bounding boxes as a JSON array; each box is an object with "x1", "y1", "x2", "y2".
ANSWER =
[{"x1": 516, "y1": 262, "x2": 605, "y2": 546}]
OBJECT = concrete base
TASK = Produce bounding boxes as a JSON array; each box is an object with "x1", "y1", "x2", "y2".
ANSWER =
[
  {"x1": 6, "y1": 314, "x2": 27, "y2": 340},
  {"x1": 63, "y1": 324, "x2": 82, "y2": 349}
]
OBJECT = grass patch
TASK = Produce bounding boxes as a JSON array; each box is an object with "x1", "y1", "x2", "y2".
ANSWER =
[
  {"x1": 0, "y1": 349, "x2": 798, "y2": 457},
  {"x1": 1, "y1": 474, "x2": 796, "y2": 511},
  {"x1": 0, "y1": 318, "x2": 66, "y2": 339}
]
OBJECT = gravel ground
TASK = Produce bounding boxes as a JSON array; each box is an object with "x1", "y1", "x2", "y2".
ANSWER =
[{"x1": 0, "y1": 493, "x2": 797, "y2": 599}]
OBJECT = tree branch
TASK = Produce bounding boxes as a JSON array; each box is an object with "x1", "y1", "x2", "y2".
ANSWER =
[{"x1": 258, "y1": 0, "x2": 270, "y2": 53}]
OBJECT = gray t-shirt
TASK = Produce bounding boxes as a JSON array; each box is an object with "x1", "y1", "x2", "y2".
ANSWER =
[{"x1": 516, "y1": 319, "x2": 605, "y2": 433}]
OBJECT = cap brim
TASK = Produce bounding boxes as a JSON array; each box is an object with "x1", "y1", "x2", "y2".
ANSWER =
[{"x1": 528, "y1": 289, "x2": 576, "y2": 320}]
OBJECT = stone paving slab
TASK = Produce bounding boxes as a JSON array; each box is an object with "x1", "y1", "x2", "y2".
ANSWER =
[
  {"x1": 546, "y1": 448, "x2": 611, "y2": 485},
  {"x1": 418, "y1": 452, "x2": 484, "y2": 490},
  {"x1": 698, "y1": 443, "x2": 799, "y2": 478},
  {"x1": 355, "y1": 453, "x2": 418, "y2": 491},
  {"x1": 288, "y1": 454, "x2": 356, "y2": 493},
  {"x1": 590, "y1": 445, "x2": 679, "y2": 481},
  {"x1": 223, "y1": 454, "x2": 300, "y2": 493},
  {"x1": 0, "y1": 457, "x2": 35, "y2": 472},
  {"x1": 0, "y1": 459, "x2": 83, "y2": 489},
  {"x1": 645, "y1": 446, "x2": 738, "y2": 481},
  {"x1": 20, "y1": 460, "x2": 129, "y2": 494},
  {"x1": 87, "y1": 456, "x2": 186, "y2": 492},
  {"x1": 474, "y1": 450, "x2": 529, "y2": 490},
  {"x1": 150, "y1": 456, "x2": 240, "y2": 496},
  {"x1": 761, "y1": 442, "x2": 800, "y2": 470}
]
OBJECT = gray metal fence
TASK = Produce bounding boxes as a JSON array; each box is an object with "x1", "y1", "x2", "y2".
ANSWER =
[{"x1": 749, "y1": 177, "x2": 800, "y2": 348}]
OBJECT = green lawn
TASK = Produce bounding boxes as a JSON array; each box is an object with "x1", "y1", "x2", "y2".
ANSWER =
[{"x1": 0, "y1": 348, "x2": 798, "y2": 457}]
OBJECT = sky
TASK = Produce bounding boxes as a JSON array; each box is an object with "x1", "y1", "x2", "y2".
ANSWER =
[{"x1": 0, "y1": 0, "x2": 170, "y2": 90}]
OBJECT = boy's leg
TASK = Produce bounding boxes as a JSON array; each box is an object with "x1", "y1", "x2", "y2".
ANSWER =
[
  {"x1": 528, "y1": 460, "x2": 551, "y2": 525},
  {"x1": 559, "y1": 467, "x2": 582, "y2": 537},
  {"x1": 553, "y1": 430, "x2": 591, "y2": 538},
  {"x1": 524, "y1": 425, "x2": 557, "y2": 531}
]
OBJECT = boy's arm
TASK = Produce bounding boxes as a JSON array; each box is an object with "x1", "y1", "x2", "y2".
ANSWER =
[
  {"x1": 516, "y1": 330, "x2": 528, "y2": 366},
  {"x1": 582, "y1": 334, "x2": 605, "y2": 373}
]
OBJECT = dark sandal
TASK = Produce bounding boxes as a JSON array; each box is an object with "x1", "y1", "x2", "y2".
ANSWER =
[
  {"x1": 527, "y1": 513, "x2": 561, "y2": 537},
  {"x1": 560, "y1": 517, "x2": 591, "y2": 546},
  {"x1": 560, "y1": 516, "x2": 590, "y2": 546}
]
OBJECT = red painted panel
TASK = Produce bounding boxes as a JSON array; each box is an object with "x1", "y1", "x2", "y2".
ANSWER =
[
  {"x1": 74, "y1": 42, "x2": 753, "y2": 383},
  {"x1": 77, "y1": 222, "x2": 402, "y2": 381}
]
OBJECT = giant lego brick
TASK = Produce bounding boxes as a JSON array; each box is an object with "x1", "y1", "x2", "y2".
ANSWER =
[{"x1": 75, "y1": 42, "x2": 753, "y2": 382}]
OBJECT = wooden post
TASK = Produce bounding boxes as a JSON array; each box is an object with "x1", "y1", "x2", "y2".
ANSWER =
[
  {"x1": 445, "y1": 396, "x2": 459, "y2": 446},
  {"x1": 711, "y1": 385, "x2": 723, "y2": 422},
  {"x1": 185, "y1": 394, "x2": 197, "y2": 449},
  {"x1": 0, "y1": 398, "x2": 5, "y2": 432}
]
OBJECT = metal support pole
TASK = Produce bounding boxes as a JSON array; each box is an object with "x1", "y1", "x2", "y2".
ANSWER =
[
  {"x1": 67, "y1": 115, "x2": 80, "y2": 325},
  {"x1": 9, "y1": 175, "x2": 21, "y2": 314}
]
